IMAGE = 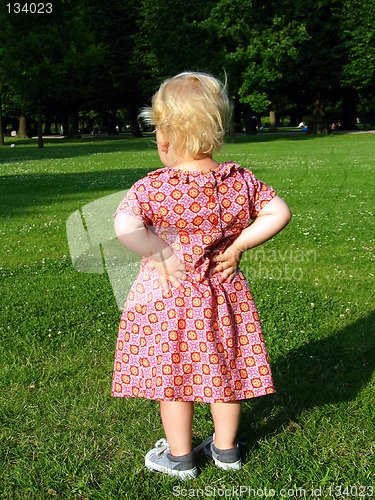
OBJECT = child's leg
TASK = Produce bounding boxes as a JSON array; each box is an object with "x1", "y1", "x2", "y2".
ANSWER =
[
  {"x1": 210, "y1": 401, "x2": 242, "y2": 449},
  {"x1": 160, "y1": 401, "x2": 194, "y2": 456}
]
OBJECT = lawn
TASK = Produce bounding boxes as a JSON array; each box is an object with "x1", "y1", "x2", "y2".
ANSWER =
[{"x1": 0, "y1": 132, "x2": 374, "y2": 499}]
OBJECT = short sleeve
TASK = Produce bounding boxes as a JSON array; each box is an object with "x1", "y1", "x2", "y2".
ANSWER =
[
  {"x1": 244, "y1": 169, "x2": 277, "y2": 219},
  {"x1": 114, "y1": 179, "x2": 153, "y2": 226}
]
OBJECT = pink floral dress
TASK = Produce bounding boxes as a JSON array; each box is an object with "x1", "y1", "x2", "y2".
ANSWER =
[{"x1": 112, "y1": 161, "x2": 276, "y2": 402}]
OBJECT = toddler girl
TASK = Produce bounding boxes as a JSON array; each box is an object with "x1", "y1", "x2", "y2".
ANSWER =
[{"x1": 112, "y1": 72, "x2": 291, "y2": 480}]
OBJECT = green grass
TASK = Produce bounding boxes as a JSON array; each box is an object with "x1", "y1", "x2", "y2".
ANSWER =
[{"x1": 1, "y1": 133, "x2": 374, "y2": 499}]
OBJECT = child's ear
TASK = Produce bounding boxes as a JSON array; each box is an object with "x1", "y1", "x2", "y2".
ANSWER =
[
  {"x1": 160, "y1": 139, "x2": 169, "y2": 153},
  {"x1": 156, "y1": 128, "x2": 170, "y2": 152}
]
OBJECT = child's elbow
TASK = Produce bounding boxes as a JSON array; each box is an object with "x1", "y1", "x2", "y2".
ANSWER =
[
  {"x1": 285, "y1": 205, "x2": 292, "y2": 225},
  {"x1": 114, "y1": 214, "x2": 126, "y2": 241},
  {"x1": 275, "y1": 197, "x2": 292, "y2": 226},
  {"x1": 114, "y1": 213, "x2": 143, "y2": 242}
]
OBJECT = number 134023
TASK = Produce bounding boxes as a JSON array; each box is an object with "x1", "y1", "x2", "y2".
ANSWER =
[{"x1": 6, "y1": 3, "x2": 53, "y2": 14}]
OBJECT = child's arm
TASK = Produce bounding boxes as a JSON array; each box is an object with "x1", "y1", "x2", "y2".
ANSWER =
[
  {"x1": 213, "y1": 195, "x2": 291, "y2": 283},
  {"x1": 114, "y1": 213, "x2": 187, "y2": 292}
]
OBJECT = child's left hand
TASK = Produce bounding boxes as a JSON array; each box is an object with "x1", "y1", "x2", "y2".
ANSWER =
[
  {"x1": 212, "y1": 245, "x2": 243, "y2": 283},
  {"x1": 149, "y1": 253, "x2": 188, "y2": 293}
]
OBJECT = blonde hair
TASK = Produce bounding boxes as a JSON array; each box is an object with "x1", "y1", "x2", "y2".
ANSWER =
[{"x1": 140, "y1": 72, "x2": 231, "y2": 159}]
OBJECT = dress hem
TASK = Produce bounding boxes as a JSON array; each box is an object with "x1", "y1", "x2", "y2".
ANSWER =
[{"x1": 111, "y1": 389, "x2": 275, "y2": 403}]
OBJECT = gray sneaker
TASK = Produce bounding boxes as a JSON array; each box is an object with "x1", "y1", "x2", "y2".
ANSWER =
[
  {"x1": 145, "y1": 438, "x2": 198, "y2": 480},
  {"x1": 196, "y1": 435, "x2": 242, "y2": 471}
]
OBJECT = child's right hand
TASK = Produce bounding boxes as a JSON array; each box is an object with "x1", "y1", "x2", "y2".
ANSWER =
[
  {"x1": 212, "y1": 245, "x2": 243, "y2": 284},
  {"x1": 149, "y1": 253, "x2": 188, "y2": 293}
]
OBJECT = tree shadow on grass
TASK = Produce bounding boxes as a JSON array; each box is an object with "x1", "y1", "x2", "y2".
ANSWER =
[
  {"x1": 240, "y1": 310, "x2": 375, "y2": 445},
  {"x1": 0, "y1": 136, "x2": 157, "y2": 164},
  {"x1": 0, "y1": 131, "x2": 329, "y2": 165},
  {"x1": 0, "y1": 169, "x2": 151, "y2": 217},
  {"x1": 231, "y1": 131, "x2": 325, "y2": 145},
  {"x1": 1, "y1": 133, "x2": 316, "y2": 217},
  {"x1": 0, "y1": 131, "x2": 340, "y2": 218}
]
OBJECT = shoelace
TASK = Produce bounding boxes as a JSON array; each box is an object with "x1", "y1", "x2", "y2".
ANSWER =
[
  {"x1": 192, "y1": 435, "x2": 213, "y2": 454},
  {"x1": 151, "y1": 436, "x2": 213, "y2": 456},
  {"x1": 153, "y1": 438, "x2": 170, "y2": 456}
]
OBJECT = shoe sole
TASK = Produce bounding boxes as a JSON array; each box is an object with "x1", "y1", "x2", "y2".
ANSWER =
[
  {"x1": 145, "y1": 452, "x2": 198, "y2": 480},
  {"x1": 212, "y1": 456, "x2": 242, "y2": 471},
  {"x1": 203, "y1": 447, "x2": 242, "y2": 471}
]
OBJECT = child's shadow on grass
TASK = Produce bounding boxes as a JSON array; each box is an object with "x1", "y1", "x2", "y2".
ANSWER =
[{"x1": 241, "y1": 310, "x2": 375, "y2": 445}]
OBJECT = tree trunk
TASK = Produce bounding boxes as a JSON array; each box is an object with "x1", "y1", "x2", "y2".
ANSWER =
[
  {"x1": 0, "y1": 94, "x2": 4, "y2": 146},
  {"x1": 17, "y1": 115, "x2": 28, "y2": 138},
  {"x1": 67, "y1": 108, "x2": 80, "y2": 138},
  {"x1": 107, "y1": 109, "x2": 117, "y2": 135},
  {"x1": 289, "y1": 112, "x2": 298, "y2": 127},
  {"x1": 230, "y1": 99, "x2": 236, "y2": 143},
  {"x1": 341, "y1": 90, "x2": 357, "y2": 130},
  {"x1": 269, "y1": 111, "x2": 277, "y2": 131},
  {"x1": 86, "y1": 117, "x2": 94, "y2": 134},
  {"x1": 128, "y1": 108, "x2": 142, "y2": 138},
  {"x1": 37, "y1": 100, "x2": 44, "y2": 148},
  {"x1": 44, "y1": 113, "x2": 52, "y2": 135},
  {"x1": 62, "y1": 113, "x2": 69, "y2": 137},
  {"x1": 26, "y1": 116, "x2": 36, "y2": 138},
  {"x1": 309, "y1": 91, "x2": 329, "y2": 134}
]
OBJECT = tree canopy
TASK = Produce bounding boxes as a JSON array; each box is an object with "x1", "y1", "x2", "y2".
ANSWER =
[{"x1": 0, "y1": 0, "x2": 374, "y2": 145}]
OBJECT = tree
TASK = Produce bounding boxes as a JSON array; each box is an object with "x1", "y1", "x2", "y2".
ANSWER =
[
  {"x1": 0, "y1": 94, "x2": 3, "y2": 145},
  {"x1": 2, "y1": 0, "x2": 373, "y2": 142},
  {"x1": 337, "y1": 0, "x2": 375, "y2": 129},
  {"x1": 205, "y1": 0, "x2": 310, "y2": 134},
  {"x1": 205, "y1": 0, "x2": 354, "y2": 134},
  {"x1": 139, "y1": 0, "x2": 222, "y2": 76},
  {"x1": 0, "y1": 1, "x2": 103, "y2": 146},
  {"x1": 85, "y1": 0, "x2": 151, "y2": 136},
  {"x1": 0, "y1": 66, "x2": 5, "y2": 145}
]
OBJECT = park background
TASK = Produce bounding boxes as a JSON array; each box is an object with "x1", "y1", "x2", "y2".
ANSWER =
[
  {"x1": 1, "y1": 1, "x2": 374, "y2": 499},
  {"x1": 0, "y1": 0, "x2": 375, "y2": 143}
]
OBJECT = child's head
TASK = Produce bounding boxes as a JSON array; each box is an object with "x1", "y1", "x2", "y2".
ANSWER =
[{"x1": 141, "y1": 72, "x2": 230, "y2": 160}]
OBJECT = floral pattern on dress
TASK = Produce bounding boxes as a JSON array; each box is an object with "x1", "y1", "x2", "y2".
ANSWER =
[{"x1": 112, "y1": 161, "x2": 277, "y2": 402}]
